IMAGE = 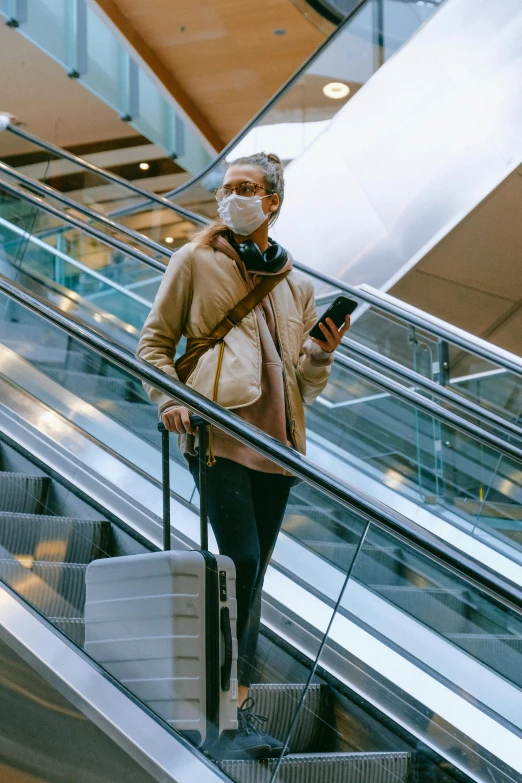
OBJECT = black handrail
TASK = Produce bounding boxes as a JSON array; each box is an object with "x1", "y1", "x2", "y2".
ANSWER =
[
  {"x1": 0, "y1": 178, "x2": 167, "y2": 273},
  {"x1": 1, "y1": 271, "x2": 522, "y2": 618},
  {"x1": 0, "y1": 160, "x2": 172, "y2": 260},
  {"x1": 2, "y1": 173, "x2": 521, "y2": 450}
]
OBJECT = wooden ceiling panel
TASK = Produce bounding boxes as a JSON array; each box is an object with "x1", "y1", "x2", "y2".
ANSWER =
[
  {"x1": 123, "y1": 5, "x2": 230, "y2": 47},
  {"x1": 93, "y1": 0, "x2": 329, "y2": 150}
]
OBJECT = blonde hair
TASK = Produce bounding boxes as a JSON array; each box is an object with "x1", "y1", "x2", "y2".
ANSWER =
[{"x1": 194, "y1": 152, "x2": 284, "y2": 247}]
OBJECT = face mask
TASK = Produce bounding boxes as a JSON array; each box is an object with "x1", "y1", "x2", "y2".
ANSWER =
[{"x1": 217, "y1": 193, "x2": 269, "y2": 236}]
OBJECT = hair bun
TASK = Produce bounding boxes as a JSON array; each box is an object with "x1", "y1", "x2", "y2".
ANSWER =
[{"x1": 266, "y1": 152, "x2": 283, "y2": 167}]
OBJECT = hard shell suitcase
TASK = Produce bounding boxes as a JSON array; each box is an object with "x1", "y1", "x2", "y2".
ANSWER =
[{"x1": 84, "y1": 418, "x2": 238, "y2": 748}]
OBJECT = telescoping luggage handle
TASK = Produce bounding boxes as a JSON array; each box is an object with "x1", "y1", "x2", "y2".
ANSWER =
[
  {"x1": 157, "y1": 417, "x2": 234, "y2": 699},
  {"x1": 157, "y1": 416, "x2": 209, "y2": 551}
]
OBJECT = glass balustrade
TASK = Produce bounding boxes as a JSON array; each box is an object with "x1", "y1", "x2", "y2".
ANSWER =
[
  {"x1": 0, "y1": 0, "x2": 211, "y2": 175},
  {"x1": 0, "y1": 280, "x2": 520, "y2": 783},
  {"x1": 0, "y1": 183, "x2": 160, "y2": 330}
]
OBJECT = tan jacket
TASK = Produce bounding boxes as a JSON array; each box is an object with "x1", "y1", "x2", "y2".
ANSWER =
[{"x1": 136, "y1": 241, "x2": 331, "y2": 455}]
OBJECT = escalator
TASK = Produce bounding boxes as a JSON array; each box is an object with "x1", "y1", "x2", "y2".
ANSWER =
[
  {"x1": 0, "y1": 1, "x2": 521, "y2": 775},
  {"x1": 1, "y1": 148, "x2": 522, "y2": 579},
  {"x1": 0, "y1": 272, "x2": 522, "y2": 783}
]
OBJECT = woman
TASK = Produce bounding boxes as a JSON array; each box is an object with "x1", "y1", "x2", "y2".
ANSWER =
[{"x1": 137, "y1": 153, "x2": 350, "y2": 759}]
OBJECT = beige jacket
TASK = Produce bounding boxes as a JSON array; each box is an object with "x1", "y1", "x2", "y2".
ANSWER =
[{"x1": 136, "y1": 241, "x2": 331, "y2": 456}]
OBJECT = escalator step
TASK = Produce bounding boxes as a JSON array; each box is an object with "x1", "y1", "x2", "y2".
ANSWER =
[
  {"x1": 372, "y1": 586, "x2": 492, "y2": 635},
  {"x1": 445, "y1": 633, "x2": 522, "y2": 687},
  {"x1": 221, "y1": 751, "x2": 410, "y2": 783},
  {"x1": 44, "y1": 369, "x2": 130, "y2": 400},
  {"x1": 0, "y1": 559, "x2": 77, "y2": 617},
  {"x1": 0, "y1": 513, "x2": 110, "y2": 563},
  {"x1": 32, "y1": 562, "x2": 88, "y2": 612},
  {"x1": 49, "y1": 617, "x2": 85, "y2": 647},
  {"x1": 33, "y1": 351, "x2": 91, "y2": 372},
  {"x1": 302, "y1": 541, "x2": 406, "y2": 584},
  {"x1": 0, "y1": 474, "x2": 50, "y2": 514},
  {"x1": 249, "y1": 684, "x2": 327, "y2": 754},
  {"x1": 95, "y1": 400, "x2": 157, "y2": 429}
]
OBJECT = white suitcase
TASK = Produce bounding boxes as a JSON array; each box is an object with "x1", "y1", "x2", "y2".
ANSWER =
[{"x1": 84, "y1": 419, "x2": 238, "y2": 748}]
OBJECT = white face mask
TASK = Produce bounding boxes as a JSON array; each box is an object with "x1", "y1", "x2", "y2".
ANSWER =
[{"x1": 217, "y1": 193, "x2": 269, "y2": 236}]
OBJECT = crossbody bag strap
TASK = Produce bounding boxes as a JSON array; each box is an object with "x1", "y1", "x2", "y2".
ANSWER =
[
  {"x1": 209, "y1": 269, "x2": 290, "y2": 340},
  {"x1": 174, "y1": 269, "x2": 290, "y2": 384}
]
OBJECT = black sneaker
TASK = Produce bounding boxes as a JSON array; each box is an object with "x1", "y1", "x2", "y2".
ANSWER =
[
  {"x1": 237, "y1": 698, "x2": 288, "y2": 759},
  {"x1": 211, "y1": 727, "x2": 271, "y2": 761}
]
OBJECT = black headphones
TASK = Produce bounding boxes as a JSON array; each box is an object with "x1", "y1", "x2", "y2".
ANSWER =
[{"x1": 231, "y1": 236, "x2": 288, "y2": 273}]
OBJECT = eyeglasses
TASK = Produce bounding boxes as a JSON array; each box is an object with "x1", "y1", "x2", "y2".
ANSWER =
[{"x1": 215, "y1": 181, "x2": 271, "y2": 202}]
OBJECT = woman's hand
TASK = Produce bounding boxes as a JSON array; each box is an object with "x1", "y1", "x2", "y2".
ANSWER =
[
  {"x1": 162, "y1": 406, "x2": 197, "y2": 434},
  {"x1": 311, "y1": 315, "x2": 351, "y2": 353}
]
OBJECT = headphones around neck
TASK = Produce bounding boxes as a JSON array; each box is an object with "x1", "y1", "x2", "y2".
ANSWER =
[{"x1": 231, "y1": 236, "x2": 288, "y2": 273}]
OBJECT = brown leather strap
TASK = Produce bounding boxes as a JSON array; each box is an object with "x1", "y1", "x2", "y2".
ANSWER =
[
  {"x1": 208, "y1": 269, "x2": 290, "y2": 339},
  {"x1": 174, "y1": 269, "x2": 290, "y2": 383}
]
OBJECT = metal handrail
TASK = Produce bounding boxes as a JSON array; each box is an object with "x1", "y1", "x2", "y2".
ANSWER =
[
  {"x1": 0, "y1": 216, "x2": 153, "y2": 308},
  {"x1": 2, "y1": 173, "x2": 522, "y2": 450},
  {"x1": 294, "y1": 261, "x2": 522, "y2": 379},
  {"x1": 332, "y1": 351, "x2": 522, "y2": 463},
  {"x1": 0, "y1": 178, "x2": 167, "y2": 273},
  {"x1": 1, "y1": 271, "x2": 522, "y2": 617},
  {"x1": 0, "y1": 160, "x2": 172, "y2": 260},
  {"x1": 5, "y1": 124, "x2": 206, "y2": 227},
  {"x1": 5, "y1": 126, "x2": 522, "y2": 380},
  {"x1": 341, "y1": 338, "x2": 522, "y2": 441}
]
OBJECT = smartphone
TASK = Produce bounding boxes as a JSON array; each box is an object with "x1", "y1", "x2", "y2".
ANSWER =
[{"x1": 309, "y1": 295, "x2": 358, "y2": 341}]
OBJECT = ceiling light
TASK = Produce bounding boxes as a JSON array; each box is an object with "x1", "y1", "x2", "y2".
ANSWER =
[
  {"x1": 323, "y1": 82, "x2": 350, "y2": 100},
  {"x1": 165, "y1": 237, "x2": 174, "y2": 244},
  {"x1": 139, "y1": 162, "x2": 150, "y2": 171}
]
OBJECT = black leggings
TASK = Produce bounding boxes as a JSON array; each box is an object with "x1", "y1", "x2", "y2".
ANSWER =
[{"x1": 188, "y1": 456, "x2": 293, "y2": 687}]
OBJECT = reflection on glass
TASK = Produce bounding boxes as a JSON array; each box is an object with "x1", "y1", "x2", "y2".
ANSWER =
[
  {"x1": 277, "y1": 498, "x2": 522, "y2": 781},
  {"x1": 0, "y1": 184, "x2": 165, "y2": 330},
  {"x1": 0, "y1": 129, "x2": 202, "y2": 253}
]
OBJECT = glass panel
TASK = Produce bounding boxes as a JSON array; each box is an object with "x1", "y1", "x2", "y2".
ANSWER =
[
  {"x1": 0, "y1": 133, "x2": 57, "y2": 187},
  {"x1": 449, "y1": 356, "x2": 522, "y2": 427},
  {"x1": 0, "y1": 182, "x2": 161, "y2": 331},
  {"x1": 4, "y1": 172, "x2": 522, "y2": 568},
  {"x1": 0, "y1": 1, "x2": 210, "y2": 177},
  {"x1": 135, "y1": 68, "x2": 169, "y2": 150},
  {"x1": 83, "y1": 3, "x2": 123, "y2": 112},
  {"x1": 305, "y1": 348, "x2": 522, "y2": 555},
  {"x1": 19, "y1": 0, "x2": 67, "y2": 65},
  {"x1": 275, "y1": 510, "x2": 522, "y2": 782},
  {"x1": 0, "y1": 164, "x2": 170, "y2": 262},
  {"x1": 0, "y1": 132, "x2": 203, "y2": 251}
]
